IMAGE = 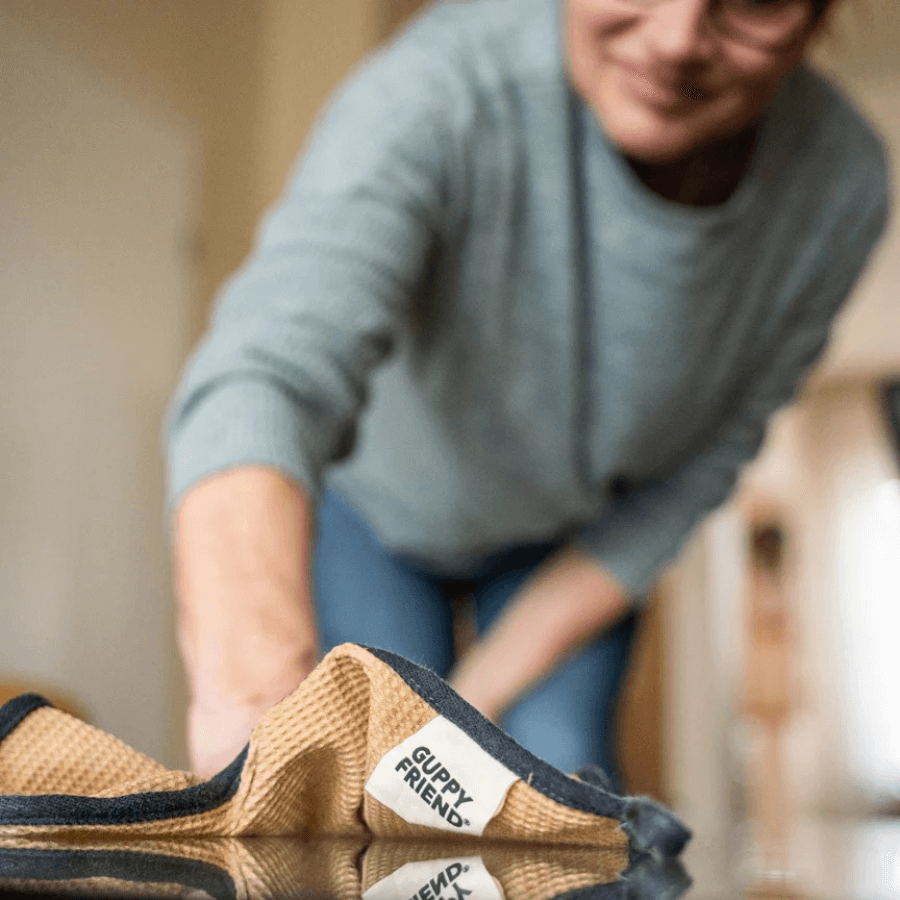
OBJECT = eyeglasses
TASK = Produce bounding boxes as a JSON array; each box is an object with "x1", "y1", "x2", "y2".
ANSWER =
[{"x1": 620, "y1": 0, "x2": 815, "y2": 50}]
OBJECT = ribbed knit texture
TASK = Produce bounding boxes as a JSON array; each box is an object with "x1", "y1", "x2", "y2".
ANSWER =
[{"x1": 166, "y1": 0, "x2": 890, "y2": 595}]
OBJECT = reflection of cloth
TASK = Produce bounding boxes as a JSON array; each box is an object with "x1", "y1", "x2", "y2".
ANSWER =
[
  {"x1": 0, "y1": 645, "x2": 686, "y2": 856},
  {"x1": 0, "y1": 836, "x2": 692, "y2": 900},
  {"x1": 315, "y1": 489, "x2": 640, "y2": 777},
  {"x1": 166, "y1": 0, "x2": 890, "y2": 596}
]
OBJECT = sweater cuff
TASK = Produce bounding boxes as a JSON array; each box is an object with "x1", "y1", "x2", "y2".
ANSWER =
[
  {"x1": 166, "y1": 379, "x2": 327, "y2": 518},
  {"x1": 575, "y1": 504, "x2": 688, "y2": 599}
]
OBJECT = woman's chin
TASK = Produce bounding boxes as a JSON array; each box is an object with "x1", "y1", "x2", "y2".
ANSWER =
[
  {"x1": 601, "y1": 99, "x2": 748, "y2": 165},
  {"x1": 606, "y1": 122, "x2": 708, "y2": 165}
]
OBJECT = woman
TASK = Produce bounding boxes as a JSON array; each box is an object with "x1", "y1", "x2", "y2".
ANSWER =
[{"x1": 168, "y1": 0, "x2": 889, "y2": 779}]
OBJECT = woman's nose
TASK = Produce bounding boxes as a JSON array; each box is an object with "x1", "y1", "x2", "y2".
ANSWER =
[{"x1": 643, "y1": 0, "x2": 718, "y2": 67}]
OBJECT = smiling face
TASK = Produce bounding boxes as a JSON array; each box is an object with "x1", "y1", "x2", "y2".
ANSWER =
[{"x1": 565, "y1": 0, "x2": 827, "y2": 164}]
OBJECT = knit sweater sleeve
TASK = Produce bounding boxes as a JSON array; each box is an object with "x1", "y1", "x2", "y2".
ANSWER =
[
  {"x1": 576, "y1": 185, "x2": 891, "y2": 598},
  {"x1": 165, "y1": 40, "x2": 458, "y2": 512}
]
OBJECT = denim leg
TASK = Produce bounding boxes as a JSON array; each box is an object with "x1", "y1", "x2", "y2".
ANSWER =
[
  {"x1": 473, "y1": 555, "x2": 640, "y2": 778},
  {"x1": 313, "y1": 489, "x2": 456, "y2": 678}
]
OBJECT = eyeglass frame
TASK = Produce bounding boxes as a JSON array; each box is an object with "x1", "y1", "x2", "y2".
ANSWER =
[{"x1": 612, "y1": 0, "x2": 820, "y2": 51}]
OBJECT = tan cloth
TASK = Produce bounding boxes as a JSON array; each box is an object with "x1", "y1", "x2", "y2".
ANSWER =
[{"x1": 0, "y1": 644, "x2": 686, "y2": 857}]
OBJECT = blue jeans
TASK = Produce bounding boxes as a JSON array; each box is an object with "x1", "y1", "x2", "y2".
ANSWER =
[{"x1": 313, "y1": 489, "x2": 639, "y2": 778}]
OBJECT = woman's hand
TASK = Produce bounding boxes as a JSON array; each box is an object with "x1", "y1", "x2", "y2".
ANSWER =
[
  {"x1": 173, "y1": 467, "x2": 319, "y2": 778},
  {"x1": 448, "y1": 546, "x2": 631, "y2": 721}
]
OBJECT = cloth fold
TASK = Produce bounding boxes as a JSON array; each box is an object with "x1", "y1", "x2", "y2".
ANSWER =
[{"x1": 0, "y1": 644, "x2": 688, "y2": 857}]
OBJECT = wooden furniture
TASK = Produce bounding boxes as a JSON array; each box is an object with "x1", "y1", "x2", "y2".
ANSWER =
[{"x1": 0, "y1": 680, "x2": 88, "y2": 722}]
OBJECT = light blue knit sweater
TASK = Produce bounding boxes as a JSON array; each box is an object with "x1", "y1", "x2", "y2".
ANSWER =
[{"x1": 167, "y1": 0, "x2": 890, "y2": 596}]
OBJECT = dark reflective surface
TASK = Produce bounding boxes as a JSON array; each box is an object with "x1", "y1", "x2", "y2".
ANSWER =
[
  {"x1": 682, "y1": 816, "x2": 900, "y2": 900},
  {"x1": 0, "y1": 836, "x2": 688, "y2": 900},
  {"x1": 1, "y1": 817, "x2": 897, "y2": 900}
]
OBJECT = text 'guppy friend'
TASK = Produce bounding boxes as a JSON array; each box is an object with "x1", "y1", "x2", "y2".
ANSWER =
[{"x1": 394, "y1": 745, "x2": 475, "y2": 827}]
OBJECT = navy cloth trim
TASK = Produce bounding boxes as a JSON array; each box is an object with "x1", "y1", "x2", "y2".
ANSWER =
[
  {"x1": 366, "y1": 646, "x2": 691, "y2": 857},
  {"x1": 573, "y1": 765, "x2": 616, "y2": 794},
  {"x1": 550, "y1": 884, "x2": 628, "y2": 900},
  {"x1": 616, "y1": 852, "x2": 692, "y2": 900},
  {"x1": 0, "y1": 847, "x2": 236, "y2": 900},
  {"x1": 365, "y1": 647, "x2": 627, "y2": 819},
  {"x1": 552, "y1": 853, "x2": 691, "y2": 900},
  {"x1": 0, "y1": 695, "x2": 52, "y2": 745},
  {"x1": 0, "y1": 747, "x2": 247, "y2": 828}
]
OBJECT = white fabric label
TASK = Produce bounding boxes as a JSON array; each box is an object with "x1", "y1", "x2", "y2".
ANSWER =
[
  {"x1": 363, "y1": 857, "x2": 505, "y2": 900},
  {"x1": 364, "y1": 715, "x2": 520, "y2": 836}
]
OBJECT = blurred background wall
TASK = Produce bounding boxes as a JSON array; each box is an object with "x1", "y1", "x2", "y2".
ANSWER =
[
  {"x1": 0, "y1": 0, "x2": 897, "y2": 807},
  {"x1": 0, "y1": 9, "x2": 200, "y2": 767},
  {"x1": 664, "y1": 0, "x2": 900, "y2": 845},
  {"x1": 0, "y1": 0, "x2": 407, "y2": 767}
]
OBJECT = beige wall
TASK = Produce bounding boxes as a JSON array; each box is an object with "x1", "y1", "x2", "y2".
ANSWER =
[
  {"x1": 255, "y1": 0, "x2": 382, "y2": 212},
  {"x1": 0, "y1": 0, "x2": 402, "y2": 335},
  {"x1": 0, "y1": 0, "x2": 398, "y2": 767},
  {"x1": 0, "y1": 0, "x2": 263, "y2": 336},
  {"x1": 0, "y1": 11, "x2": 198, "y2": 765}
]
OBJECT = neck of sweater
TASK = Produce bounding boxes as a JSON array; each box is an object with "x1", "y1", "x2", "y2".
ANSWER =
[{"x1": 625, "y1": 125, "x2": 760, "y2": 208}]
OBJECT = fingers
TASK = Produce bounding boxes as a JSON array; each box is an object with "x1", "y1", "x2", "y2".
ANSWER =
[{"x1": 187, "y1": 698, "x2": 270, "y2": 779}]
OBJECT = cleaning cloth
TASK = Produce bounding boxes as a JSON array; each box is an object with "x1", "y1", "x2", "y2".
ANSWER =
[{"x1": 0, "y1": 644, "x2": 689, "y2": 855}]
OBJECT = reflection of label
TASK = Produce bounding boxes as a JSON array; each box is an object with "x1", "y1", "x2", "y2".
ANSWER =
[
  {"x1": 363, "y1": 857, "x2": 505, "y2": 900},
  {"x1": 365, "y1": 716, "x2": 519, "y2": 836}
]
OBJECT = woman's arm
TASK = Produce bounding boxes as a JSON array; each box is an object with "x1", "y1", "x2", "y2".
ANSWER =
[
  {"x1": 174, "y1": 466, "x2": 318, "y2": 777},
  {"x1": 450, "y1": 185, "x2": 888, "y2": 721},
  {"x1": 576, "y1": 191, "x2": 890, "y2": 599},
  {"x1": 449, "y1": 545, "x2": 630, "y2": 721},
  {"x1": 166, "y1": 40, "x2": 463, "y2": 774}
]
